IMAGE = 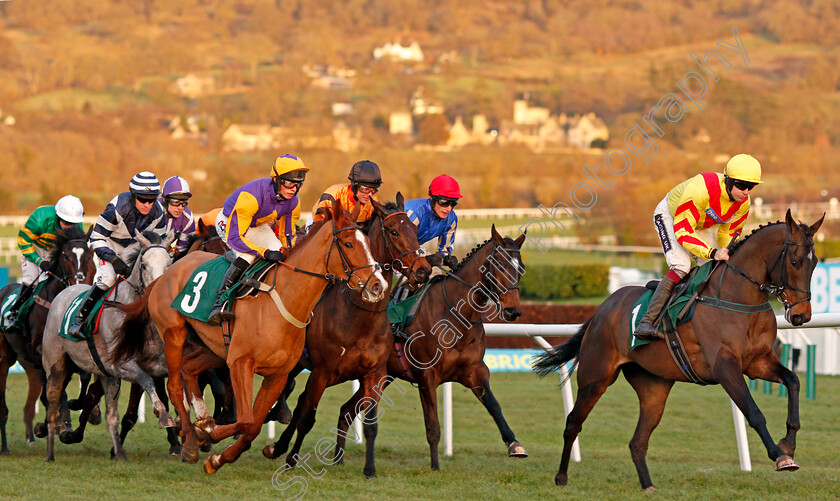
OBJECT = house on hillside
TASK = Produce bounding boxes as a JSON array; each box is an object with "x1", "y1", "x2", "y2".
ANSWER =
[
  {"x1": 410, "y1": 86, "x2": 444, "y2": 116},
  {"x1": 373, "y1": 41, "x2": 424, "y2": 62},
  {"x1": 390, "y1": 112, "x2": 413, "y2": 134},
  {"x1": 221, "y1": 124, "x2": 280, "y2": 152},
  {"x1": 174, "y1": 73, "x2": 215, "y2": 98},
  {"x1": 499, "y1": 97, "x2": 609, "y2": 151},
  {"x1": 332, "y1": 121, "x2": 362, "y2": 152},
  {"x1": 566, "y1": 113, "x2": 609, "y2": 149}
]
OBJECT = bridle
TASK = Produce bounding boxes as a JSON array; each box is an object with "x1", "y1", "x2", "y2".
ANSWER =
[
  {"x1": 723, "y1": 228, "x2": 814, "y2": 310},
  {"x1": 115, "y1": 243, "x2": 170, "y2": 296},
  {"x1": 375, "y1": 210, "x2": 426, "y2": 277},
  {"x1": 276, "y1": 219, "x2": 381, "y2": 292},
  {"x1": 47, "y1": 238, "x2": 90, "y2": 287}
]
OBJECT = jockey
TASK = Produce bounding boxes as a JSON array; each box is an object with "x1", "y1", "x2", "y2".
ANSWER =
[
  {"x1": 634, "y1": 154, "x2": 761, "y2": 340},
  {"x1": 309, "y1": 160, "x2": 381, "y2": 227},
  {"x1": 207, "y1": 154, "x2": 308, "y2": 325},
  {"x1": 160, "y1": 176, "x2": 196, "y2": 260},
  {"x1": 405, "y1": 174, "x2": 461, "y2": 269},
  {"x1": 68, "y1": 172, "x2": 167, "y2": 337},
  {"x1": 5, "y1": 195, "x2": 85, "y2": 326}
]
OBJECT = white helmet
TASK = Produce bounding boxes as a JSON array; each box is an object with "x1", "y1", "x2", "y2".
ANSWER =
[{"x1": 55, "y1": 195, "x2": 84, "y2": 224}]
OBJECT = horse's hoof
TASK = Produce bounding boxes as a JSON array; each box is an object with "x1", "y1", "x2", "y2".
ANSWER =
[
  {"x1": 203, "y1": 453, "x2": 222, "y2": 475},
  {"x1": 59, "y1": 431, "x2": 82, "y2": 445},
  {"x1": 507, "y1": 440, "x2": 528, "y2": 458},
  {"x1": 0, "y1": 449, "x2": 9, "y2": 456},
  {"x1": 643, "y1": 486, "x2": 657, "y2": 493},
  {"x1": 278, "y1": 408, "x2": 292, "y2": 425},
  {"x1": 33, "y1": 423, "x2": 48, "y2": 438},
  {"x1": 555, "y1": 473, "x2": 568, "y2": 486},
  {"x1": 158, "y1": 415, "x2": 176, "y2": 429},
  {"x1": 775, "y1": 455, "x2": 800, "y2": 472},
  {"x1": 194, "y1": 417, "x2": 216, "y2": 435},
  {"x1": 263, "y1": 445, "x2": 275, "y2": 460},
  {"x1": 200, "y1": 441, "x2": 212, "y2": 453},
  {"x1": 89, "y1": 406, "x2": 102, "y2": 426},
  {"x1": 181, "y1": 445, "x2": 199, "y2": 464},
  {"x1": 111, "y1": 450, "x2": 127, "y2": 461},
  {"x1": 45, "y1": 456, "x2": 55, "y2": 463},
  {"x1": 169, "y1": 444, "x2": 182, "y2": 456}
]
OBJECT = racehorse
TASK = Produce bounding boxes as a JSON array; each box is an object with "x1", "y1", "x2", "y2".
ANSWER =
[
  {"x1": 358, "y1": 226, "x2": 527, "y2": 474},
  {"x1": 262, "y1": 195, "x2": 431, "y2": 477},
  {"x1": 116, "y1": 202, "x2": 387, "y2": 473},
  {"x1": 42, "y1": 230, "x2": 176, "y2": 461},
  {"x1": 185, "y1": 219, "x2": 228, "y2": 256},
  {"x1": 0, "y1": 226, "x2": 94, "y2": 454},
  {"x1": 533, "y1": 210, "x2": 824, "y2": 491}
]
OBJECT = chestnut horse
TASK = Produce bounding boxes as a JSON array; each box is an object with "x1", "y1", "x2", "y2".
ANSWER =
[
  {"x1": 261, "y1": 195, "x2": 431, "y2": 477},
  {"x1": 358, "y1": 226, "x2": 528, "y2": 474},
  {"x1": 122, "y1": 202, "x2": 387, "y2": 473},
  {"x1": 0, "y1": 226, "x2": 94, "y2": 454},
  {"x1": 533, "y1": 210, "x2": 824, "y2": 491}
]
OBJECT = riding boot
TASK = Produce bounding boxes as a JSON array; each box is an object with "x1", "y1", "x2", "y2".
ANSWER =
[
  {"x1": 207, "y1": 257, "x2": 249, "y2": 326},
  {"x1": 5, "y1": 283, "x2": 35, "y2": 327},
  {"x1": 68, "y1": 286, "x2": 108, "y2": 337},
  {"x1": 634, "y1": 274, "x2": 679, "y2": 341}
]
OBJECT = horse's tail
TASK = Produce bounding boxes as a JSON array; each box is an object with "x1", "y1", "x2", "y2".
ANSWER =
[
  {"x1": 532, "y1": 317, "x2": 591, "y2": 378},
  {"x1": 109, "y1": 278, "x2": 158, "y2": 366}
]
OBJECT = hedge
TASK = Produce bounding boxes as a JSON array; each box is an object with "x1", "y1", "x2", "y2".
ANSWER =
[
  {"x1": 816, "y1": 240, "x2": 840, "y2": 259},
  {"x1": 519, "y1": 263, "x2": 609, "y2": 300}
]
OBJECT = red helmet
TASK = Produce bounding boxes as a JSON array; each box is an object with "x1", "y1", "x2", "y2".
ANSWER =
[{"x1": 428, "y1": 174, "x2": 462, "y2": 199}]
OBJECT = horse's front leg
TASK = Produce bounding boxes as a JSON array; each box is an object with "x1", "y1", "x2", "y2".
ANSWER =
[
  {"x1": 715, "y1": 350, "x2": 794, "y2": 471},
  {"x1": 461, "y1": 363, "x2": 526, "y2": 457},
  {"x1": 745, "y1": 353, "x2": 801, "y2": 463},
  {"x1": 418, "y1": 380, "x2": 442, "y2": 470}
]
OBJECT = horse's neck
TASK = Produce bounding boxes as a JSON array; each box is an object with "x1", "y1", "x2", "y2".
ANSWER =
[
  {"x1": 438, "y1": 249, "x2": 490, "y2": 326},
  {"x1": 713, "y1": 231, "x2": 778, "y2": 303},
  {"x1": 280, "y1": 227, "x2": 335, "y2": 320}
]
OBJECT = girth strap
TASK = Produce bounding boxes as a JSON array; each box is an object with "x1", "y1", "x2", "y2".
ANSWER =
[
  {"x1": 242, "y1": 277, "x2": 312, "y2": 329},
  {"x1": 662, "y1": 316, "x2": 710, "y2": 386},
  {"x1": 86, "y1": 334, "x2": 113, "y2": 378}
]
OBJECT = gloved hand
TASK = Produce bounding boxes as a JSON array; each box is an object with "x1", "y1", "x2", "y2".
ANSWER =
[
  {"x1": 264, "y1": 249, "x2": 286, "y2": 262},
  {"x1": 443, "y1": 254, "x2": 459, "y2": 269},
  {"x1": 425, "y1": 253, "x2": 443, "y2": 267},
  {"x1": 39, "y1": 260, "x2": 52, "y2": 272},
  {"x1": 111, "y1": 257, "x2": 130, "y2": 276}
]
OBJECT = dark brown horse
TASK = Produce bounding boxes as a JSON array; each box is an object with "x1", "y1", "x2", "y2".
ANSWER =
[
  {"x1": 356, "y1": 226, "x2": 527, "y2": 473},
  {"x1": 116, "y1": 202, "x2": 388, "y2": 473},
  {"x1": 0, "y1": 226, "x2": 94, "y2": 454},
  {"x1": 533, "y1": 210, "x2": 824, "y2": 491},
  {"x1": 261, "y1": 195, "x2": 431, "y2": 477}
]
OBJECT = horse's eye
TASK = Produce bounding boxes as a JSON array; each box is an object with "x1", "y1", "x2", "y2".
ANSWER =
[
  {"x1": 390, "y1": 230, "x2": 399, "y2": 236},
  {"x1": 790, "y1": 260, "x2": 798, "y2": 268},
  {"x1": 344, "y1": 242, "x2": 353, "y2": 248}
]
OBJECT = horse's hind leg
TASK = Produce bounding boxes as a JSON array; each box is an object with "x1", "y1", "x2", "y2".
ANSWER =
[
  {"x1": 715, "y1": 351, "x2": 789, "y2": 469},
  {"x1": 108, "y1": 382, "x2": 142, "y2": 457},
  {"x1": 264, "y1": 383, "x2": 306, "y2": 460},
  {"x1": 461, "y1": 363, "x2": 526, "y2": 457},
  {"x1": 418, "y1": 381, "x2": 442, "y2": 470},
  {"x1": 555, "y1": 364, "x2": 621, "y2": 486},
  {"x1": 68, "y1": 371, "x2": 91, "y2": 410},
  {"x1": 745, "y1": 353, "x2": 801, "y2": 467},
  {"x1": 155, "y1": 377, "x2": 181, "y2": 455},
  {"x1": 282, "y1": 372, "x2": 330, "y2": 470},
  {"x1": 622, "y1": 364, "x2": 675, "y2": 491},
  {"x1": 60, "y1": 377, "x2": 103, "y2": 444},
  {"x1": 0, "y1": 344, "x2": 13, "y2": 455}
]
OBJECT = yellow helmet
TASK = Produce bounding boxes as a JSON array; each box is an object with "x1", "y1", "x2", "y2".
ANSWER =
[
  {"x1": 724, "y1": 154, "x2": 762, "y2": 184},
  {"x1": 271, "y1": 154, "x2": 309, "y2": 182}
]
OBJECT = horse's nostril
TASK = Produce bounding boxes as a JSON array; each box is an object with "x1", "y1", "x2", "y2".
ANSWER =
[{"x1": 371, "y1": 282, "x2": 383, "y2": 296}]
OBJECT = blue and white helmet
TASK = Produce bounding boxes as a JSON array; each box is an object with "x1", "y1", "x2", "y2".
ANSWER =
[{"x1": 129, "y1": 171, "x2": 161, "y2": 196}]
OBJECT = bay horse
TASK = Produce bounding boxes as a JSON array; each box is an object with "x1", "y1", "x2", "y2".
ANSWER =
[
  {"x1": 261, "y1": 195, "x2": 431, "y2": 477},
  {"x1": 42, "y1": 230, "x2": 177, "y2": 461},
  {"x1": 358, "y1": 226, "x2": 527, "y2": 473},
  {"x1": 119, "y1": 202, "x2": 387, "y2": 473},
  {"x1": 0, "y1": 226, "x2": 94, "y2": 454},
  {"x1": 533, "y1": 210, "x2": 824, "y2": 491}
]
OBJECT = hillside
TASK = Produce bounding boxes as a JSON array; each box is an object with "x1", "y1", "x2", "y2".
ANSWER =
[{"x1": 0, "y1": 0, "x2": 838, "y2": 243}]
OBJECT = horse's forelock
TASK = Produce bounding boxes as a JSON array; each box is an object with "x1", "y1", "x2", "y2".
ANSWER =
[{"x1": 142, "y1": 230, "x2": 163, "y2": 245}]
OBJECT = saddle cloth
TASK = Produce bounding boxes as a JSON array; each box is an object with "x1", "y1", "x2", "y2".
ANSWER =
[
  {"x1": 629, "y1": 261, "x2": 713, "y2": 350},
  {"x1": 171, "y1": 256, "x2": 274, "y2": 323}
]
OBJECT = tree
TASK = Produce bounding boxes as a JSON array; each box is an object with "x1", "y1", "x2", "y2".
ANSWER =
[{"x1": 416, "y1": 114, "x2": 450, "y2": 145}]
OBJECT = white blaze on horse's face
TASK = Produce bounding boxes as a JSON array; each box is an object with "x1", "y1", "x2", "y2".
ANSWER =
[{"x1": 355, "y1": 229, "x2": 388, "y2": 302}]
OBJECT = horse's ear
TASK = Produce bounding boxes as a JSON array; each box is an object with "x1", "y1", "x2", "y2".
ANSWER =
[
  {"x1": 336, "y1": 204, "x2": 353, "y2": 227},
  {"x1": 396, "y1": 191, "x2": 405, "y2": 209},
  {"x1": 162, "y1": 231, "x2": 177, "y2": 249},
  {"x1": 85, "y1": 225, "x2": 94, "y2": 240},
  {"x1": 810, "y1": 212, "x2": 825, "y2": 235},
  {"x1": 371, "y1": 198, "x2": 385, "y2": 217},
  {"x1": 197, "y1": 218, "x2": 207, "y2": 234},
  {"x1": 785, "y1": 208, "x2": 799, "y2": 235},
  {"x1": 135, "y1": 231, "x2": 151, "y2": 248},
  {"x1": 350, "y1": 200, "x2": 362, "y2": 222},
  {"x1": 491, "y1": 223, "x2": 503, "y2": 243},
  {"x1": 514, "y1": 231, "x2": 526, "y2": 248}
]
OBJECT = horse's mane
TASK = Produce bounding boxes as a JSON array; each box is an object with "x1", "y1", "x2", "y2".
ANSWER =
[
  {"x1": 288, "y1": 218, "x2": 329, "y2": 255},
  {"x1": 730, "y1": 219, "x2": 814, "y2": 254},
  {"x1": 451, "y1": 235, "x2": 519, "y2": 273},
  {"x1": 44, "y1": 226, "x2": 86, "y2": 271},
  {"x1": 182, "y1": 232, "x2": 200, "y2": 247}
]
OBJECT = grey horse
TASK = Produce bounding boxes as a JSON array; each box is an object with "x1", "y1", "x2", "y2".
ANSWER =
[{"x1": 42, "y1": 231, "x2": 176, "y2": 461}]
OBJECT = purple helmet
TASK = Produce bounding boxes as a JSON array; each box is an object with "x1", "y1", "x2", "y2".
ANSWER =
[{"x1": 162, "y1": 176, "x2": 192, "y2": 198}]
